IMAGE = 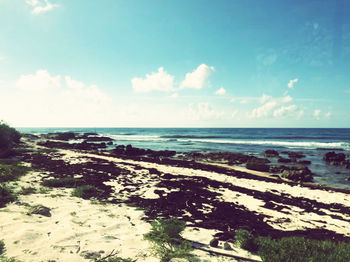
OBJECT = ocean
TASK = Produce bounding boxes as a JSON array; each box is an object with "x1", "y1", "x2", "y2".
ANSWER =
[{"x1": 18, "y1": 128, "x2": 350, "y2": 189}]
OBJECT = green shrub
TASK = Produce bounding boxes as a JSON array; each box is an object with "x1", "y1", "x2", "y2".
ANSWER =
[
  {"x1": 42, "y1": 177, "x2": 83, "y2": 188},
  {"x1": 0, "y1": 163, "x2": 31, "y2": 183},
  {"x1": 257, "y1": 236, "x2": 350, "y2": 262},
  {"x1": 0, "y1": 122, "x2": 21, "y2": 158},
  {"x1": 0, "y1": 240, "x2": 5, "y2": 255},
  {"x1": 0, "y1": 185, "x2": 16, "y2": 208},
  {"x1": 144, "y1": 218, "x2": 194, "y2": 262},
  {"x1": 234, "y1": 229, "x2": 258, "y2": 252},
  {"x1": 71, "y1": 185, "x2": 101, "y2": 199}
]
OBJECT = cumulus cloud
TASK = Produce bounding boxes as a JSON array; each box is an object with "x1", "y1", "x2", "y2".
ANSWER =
[
  {"x1": 169, "y1": 93, "x2": 178, "y2": 99},
  {"x1": 0, "y1": 55, "x2": 5, "y2": 61},
  {"x1": 180, "y1": 64, "x2": 214, "y2": 89},
  {"x1": 273, "y1": 105, "x2": 297, "y2": 117},
  {"x1": 288, "y1": 78, "x2": 298, "y2": 88},
  {"x1": 7, "y1": 69, "x2": 112, "y2": 126},
  {"x1": 16, "y1": 69, "x2": 61, "y2": 91},
  {"x1": 26, "y1": 0, "x2": 59, "y2": 14},
  {"x1": 314, "y1": 109, "x2": 321, "y2": 120},
  {"x1": 260, "y1": 94, "x2": 271, "y2": 104},
  {"x1": 249, "y1": 101, "x2": 277, "y2": 118},
  {"x1": 282, "y1": 95, "x2": 293, "y2": 103},
  {"x1": 231, "y1": 110, "x2": 238, "y2": 118},
  {"x1": 230, "y1": 98, "x2": 236, "y2": 103},
  {"x1": 187, "y1": 103, "x2": 224, "y2": 121},
  {"x1": 131, "y1": 67, "x2": 174, "y2": 93},
  {"x1": 215, "y1": 87, "x2": 226, "y2": 96},
  {"x1": 325, "y1": 111, "x2": 332, "y2": 118}
]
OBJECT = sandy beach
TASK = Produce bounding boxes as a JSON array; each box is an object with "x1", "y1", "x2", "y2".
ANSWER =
[{"x1": 1, "y1": 137, "x2": 350, "y2": 261}]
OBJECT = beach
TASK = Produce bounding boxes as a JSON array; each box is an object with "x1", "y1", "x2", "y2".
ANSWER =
[{"x1": 1, "y1": 132, "x2": 350, "y2": 261}]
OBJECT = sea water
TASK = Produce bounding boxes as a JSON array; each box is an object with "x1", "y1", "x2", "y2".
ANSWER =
[{"x1": 19, "y1": 127, "x2": 350, "y2": 189}]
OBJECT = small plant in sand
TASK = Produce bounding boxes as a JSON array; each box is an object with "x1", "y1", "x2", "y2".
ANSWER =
[
  {"x1": 0, "y1": 161, "x2": 31, "y2": 183},
  {"x1": 71, "y1": 185, "x2": 101, "y2": 199},
  {"x1": 143, "y1": 217, "x2": 194, "y2": 262},
  {"x1": 19, "y1": 186, "x2": 36, "y2": 195},
  {"x1": 0, "y1": 240, "x2": 5, "y2": 255},
  {"x1": 42, "y1": 177, "x2": 83, "y2": 188},
  {"x1": 234, "y1": 229, "x2": 258, "y2": 252},
  {"x1": 0, "y1": 240, "x2": 21, "y2": 262},
  {"x1": 0, "y1": 185, "x2": 16, "y2": 208}
]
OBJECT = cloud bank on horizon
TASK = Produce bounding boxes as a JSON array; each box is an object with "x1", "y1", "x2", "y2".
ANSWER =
[{"x1": 0, "y1": 0, "x2": 349, "y2": 127}]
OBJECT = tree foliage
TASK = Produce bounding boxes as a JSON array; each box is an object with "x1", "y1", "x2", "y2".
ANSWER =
[{"x1": 0, "y1": 122, "x2": 21, "y2": 158}]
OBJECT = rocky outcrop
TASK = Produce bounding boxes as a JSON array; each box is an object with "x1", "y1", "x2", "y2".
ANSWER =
[
  {"x1": 323, "y1": 152, "x2": 350, "y2": 169},
  {"x1": 264, "y1": 150, "x2": 279, "y2": 158},
  {"x1": 281, "y1": 166, "x2": 313, "y2": 182},
  {"x1": 28, "y1": 205, "x2": 51, "y2": 217},
  {"x1": 112, "y1": 144, "x2": 176, "y2": 158},
  {"x1": 246, "y1": 158, "x2": 270, "y2": 172}
]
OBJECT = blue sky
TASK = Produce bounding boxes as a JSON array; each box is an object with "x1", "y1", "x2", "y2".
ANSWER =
[{"x1": 0, "y1": 0, "x2": 349, "y2": 127}]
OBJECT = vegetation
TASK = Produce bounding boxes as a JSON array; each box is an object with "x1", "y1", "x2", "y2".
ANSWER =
[
  {"x1": 257, "y1": 236, "x2": 350, "y2": 262},
  {"x1": 234, "y1": 229, "x2": 258, "y2": 252},
  {"x1": 71, "y1": 185, "x2": 101, "y2": 199},
  {"x1": 0, "y1": 185, "x2": 16, "y2": 208},
  {"x1": 19, "y1": 186, "x2": 36, "y2": 195},
  {"x1": 0, "y1": 122, "x2": 21, "y2": 158},
  {"x1": 42, "y1": 177, "x2": 83, "y2": 188},
  {"x1": 106, "y1": 257, "x2": 133, "y2": 262},
  {"x1": 0, "y1": 162, "x2": 31, "y2": 183},
  {"x1": 233, "y1": 229, "x2": 350, "y2": 262},
  {"x1": 143, "y1": 218, "x2": 194, "y2": 262},
  {"x1": 0, "y1": 240, "x2": 21, "y2": 262}
]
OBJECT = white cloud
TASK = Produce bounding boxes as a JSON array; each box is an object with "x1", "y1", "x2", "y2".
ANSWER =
[
  {"x1": 249, "y1": 101, "x2": 277, "y2": 118},
  {"x1": 131, "y1": 67, "x2": 174, "y2": 93},
  {"x1": 325, "y1": 111, "x2": 332, "y2": 118},
  {"x1": 282, "y1": 95, "x2": 293, "y2": 103},
  {"x1": 187, "y1": 103, "x2": 224, "y2": 121},
  {"x1": 260, "y1": 94, "x2": 271, "y2": 104},
  {"x1": 5, "y1": 69, "x2": 112, "y2": 126},
  {"x1": 230, "y1": 98, "x2": 236, "y2": 103},
  {"x1": 240, "y1": 99, "x2": 247, "y2": 104},
  {"x1": 169, "y1": 93, "x2": 178, "y2": 99},
  {"x1": 288, "y1": 78, "x2": 298, "y2": 88},
  {"x1": 231, "y1": 110, "x2": 238, "y2": 118},
  {"x1": 16, "y1": 69, "x2": 61, "y2": 91},
  {"x1": 273, "y1": 105, "x2": 297, "y2": 117},
  {"x1": 26, "y1": 0, "x2": 58, "y2": 14},
  {"x1": 65, "y1": 76, "x2": 85, "y2": 89},
  {"x1": 314, "y1": 109, "x2": 321, "y2": 120},
  {"x1": 215, "y1": 87, "x2": 226, "y2": 96},
  {"x1": 0, "y1": 55, "x2": 5, "y2": 61},
  {"x1": 180, "y1": 64, "x2": 214, "y2": 89}
]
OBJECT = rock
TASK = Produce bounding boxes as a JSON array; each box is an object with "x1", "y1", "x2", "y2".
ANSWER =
[
  {"x1": 209, "y1": 238, "x2": 219, "y2": 247},
  {"x1": 282, "y1": 151, "x2": 306, "y2": 159},
  {"x1": 278, "y1": 157, "x2": 292, "y2": 163},
  {"x1": 246, "y1": 158, "x2": 270, "y2": 172},
  {"x1": 264, "y1": 150, "x2": 279, "y2": 158},
  {"x1": 28, "y1": 205, "x2": 51, "y2": 217},
  {"x1": 323, "y1": 152, "x2": 346, "y2": 164},
  {"x1": 80, "y1": 251, "x2": 101, "y2": 260},
  {"x1": 297, "y1": 160, "x2": 312, "y2": 165},
  {"x1": 281, "y1": 166, "x2": 313, "y2": 182},
  {"x1": 223, "y1": 242, "x2": 233, "y2": 250}
]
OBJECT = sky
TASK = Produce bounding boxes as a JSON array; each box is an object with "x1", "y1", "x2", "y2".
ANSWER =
[{"x1": 0, "y1": 0, "x2": 349, "y2": 128}]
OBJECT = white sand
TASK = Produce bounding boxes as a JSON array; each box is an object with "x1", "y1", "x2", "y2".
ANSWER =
[{"x1": 2, "y1": 146, "x2": 350, "y2": 261}]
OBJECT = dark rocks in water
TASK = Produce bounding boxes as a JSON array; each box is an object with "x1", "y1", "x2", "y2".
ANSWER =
[
  {"x1": 28, "y1": 205, "x2": 51, "y2": 217},
  {"x1": 112, "y1": 144, "x2": 176, "y2": 158},
  {"x1": 185, "y1": 151, "x2": 252, "y2": 165},
  {"x1": 323, "y1": 152, "x2": 346, "y2": 163},
  {"x1": 246, "y1": 158, "x2": 270, "y2": 172},
  {"x1": 38, "y1": 140, "x2": 107, "y2": 150},
  {"x1": 45, "y1": 132, "x2": 77, "y2": 141},
  {"x1": 281, "y1": 151, "x2": 306, "y2": 160},
  {"x1": 281, "y1": 166, "x2": 313, "y2": 182},
  {"x1": 323, "y1": 152, "x2": 350, "y2": 169},
  {"x1": 278, "y1": 157, "x2": 292, "y2": 163},
  {"x1": 264, "y1": 150, "x2": 279, "y2": 158},
  {"x1": 297, "y1": 160, "x2": 312, "y2": 165}
]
